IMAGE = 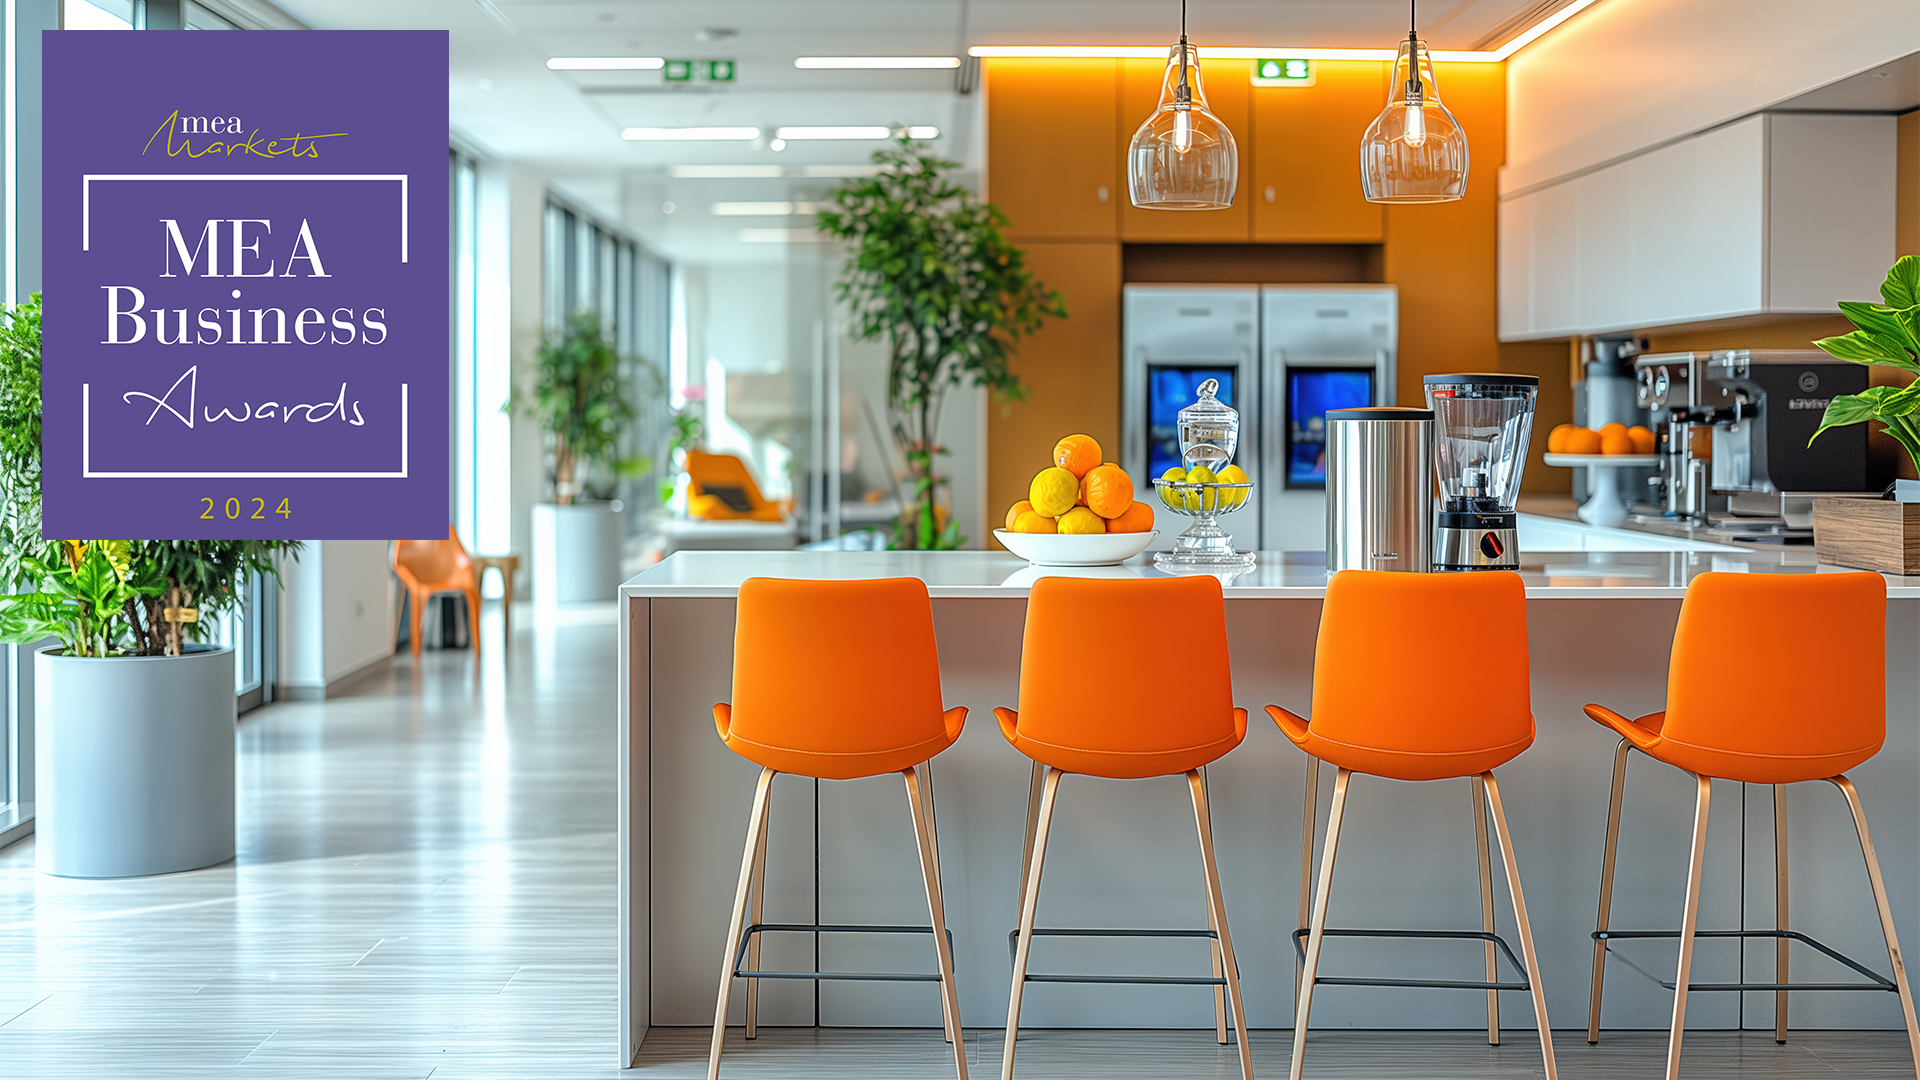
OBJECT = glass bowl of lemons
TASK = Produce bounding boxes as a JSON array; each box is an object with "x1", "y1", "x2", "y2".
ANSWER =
[{"x1": 1150, "y1": 462, "x2": 1256, "y2": 570}]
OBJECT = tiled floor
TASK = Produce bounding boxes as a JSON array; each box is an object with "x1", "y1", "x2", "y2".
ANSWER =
[{"x1": 0, "y1": 602, "x2": 1913, "y2": 1078}]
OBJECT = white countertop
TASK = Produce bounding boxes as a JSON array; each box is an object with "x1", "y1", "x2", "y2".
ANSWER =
[{"x1": 622, "y1": 546, "x2": 1920, "y2": 600}]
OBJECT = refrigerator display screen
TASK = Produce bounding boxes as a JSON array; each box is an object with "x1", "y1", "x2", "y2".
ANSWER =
[
  {"x1": 1147, "y1": 366, "x2": 1236, "y2": 478},
  {"x1": 1286, "y1": 368, "x2": 1374, "y2": 488}
]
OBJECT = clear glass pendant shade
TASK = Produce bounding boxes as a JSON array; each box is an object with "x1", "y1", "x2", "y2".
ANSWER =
[
  {"x1": 1128, "y1": 42, "x2": 1238, "y2": 210},
  {"x1": 1360, "y1": 37, "x2": 1468, "y2": 203}
]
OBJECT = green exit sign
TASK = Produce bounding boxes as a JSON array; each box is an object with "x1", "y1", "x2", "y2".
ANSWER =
[
  {"x1": 1252, "y1": 57, "x2": 1315, "y2": 87},
  {"x1": 664, "y1": 59, "x2": 735, "y2": 83}
]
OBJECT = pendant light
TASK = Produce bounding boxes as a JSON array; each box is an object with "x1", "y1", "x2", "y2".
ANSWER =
[
  {"x1": 1360, "y1": 0, "x2": 1468, "y2": 203},
  {"x1": 1127, "y1": 0, "x2": 1237, "y2": 210}
]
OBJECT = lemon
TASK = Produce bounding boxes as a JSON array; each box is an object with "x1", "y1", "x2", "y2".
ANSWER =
[
  {"x1": 1158, "y1": 466, "x2": 1187, "y2": 509},
  {"x1": 1185, "y1": 464, "x2": 1217, "y2": 510},
  {"x1": 1029, "y1": 466, "x2": 1078, "y2": 517},
  {"x1": 1056, "y1": 507, "x2": 1106, "y2": 534},
  {"x1": 1218, "y1": 464, "x2": 1249, "y2": 508}
]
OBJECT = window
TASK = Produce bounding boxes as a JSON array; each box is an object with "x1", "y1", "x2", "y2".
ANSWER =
[
  {"x1": 540, "y1": 199, "x2": 671, "y2": 524},
  {"x1": 63, "y1": 0, "x2": 136, "y2": 29}
]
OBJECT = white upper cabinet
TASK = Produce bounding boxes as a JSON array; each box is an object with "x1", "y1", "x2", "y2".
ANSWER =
[{"x1": 1498, "y1": 113, "x2": 1896, "y2": 341}]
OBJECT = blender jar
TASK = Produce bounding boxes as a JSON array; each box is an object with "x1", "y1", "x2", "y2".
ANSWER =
[{"x1": 1423, "y1": 373, "x2": 1539, "y2": 570}]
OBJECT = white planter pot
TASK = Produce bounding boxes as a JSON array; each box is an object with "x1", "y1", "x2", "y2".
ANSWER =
[
  {"x1": 532, "y1": 501, "x2": 624, "y2": 604},
  {"x1": 35, "y1": 644, "x2": 236, "y2": 878}
]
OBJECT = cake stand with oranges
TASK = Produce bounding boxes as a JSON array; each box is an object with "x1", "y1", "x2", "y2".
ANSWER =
[
  {"x1": 1543, "y1": 421, "x2": 1658, "y2": 528},
  {"x1": 1149, "y1": 473, "x2": 1256, "y2": 571}
]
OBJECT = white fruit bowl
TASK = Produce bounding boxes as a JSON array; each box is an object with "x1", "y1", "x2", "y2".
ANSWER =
[{"x1": 993, "y1": 529, "x2": 1158, "y2": 567}]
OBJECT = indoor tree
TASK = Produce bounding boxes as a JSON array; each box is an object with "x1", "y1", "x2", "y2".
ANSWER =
[
  {"x1": 0, "y1": 293, "x2": 45, "y2": 589},
  {"x1": 519, "y1": 310, "x2": 657, "y2": 504},
  {"x1": 818, "y1": 136, "x2": 1066, "y2": 550}
]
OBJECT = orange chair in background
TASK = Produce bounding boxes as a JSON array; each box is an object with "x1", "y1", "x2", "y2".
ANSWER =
[
  {"x1": 1271, "y1": 570, "x2": 1556, "y2": 1080},
  {"x1": 996, "y1": 575, "x2": 1253, "y2": 1080},
  {"x1": 708, "y1": 577, "x2": 968, "y2": 1080},
  {"x1": 686, "y1": 450, "x2": 791, "y2": 523},
  {"x1": 1585, "y1": 572, "x2": 1919, "y2": 1079},
  {"x1": 391, "y1": 525, "x2": 483, "y2": 659}
]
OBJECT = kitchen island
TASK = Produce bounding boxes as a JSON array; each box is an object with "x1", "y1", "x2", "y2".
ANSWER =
[{"x1": 615, "y1": 543, "x2": 1920, "y2": 1066}]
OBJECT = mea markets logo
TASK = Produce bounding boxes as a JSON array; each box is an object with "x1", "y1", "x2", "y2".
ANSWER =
[{"x1": 144, "y1": 110, "x2": 348, "y2": 161}]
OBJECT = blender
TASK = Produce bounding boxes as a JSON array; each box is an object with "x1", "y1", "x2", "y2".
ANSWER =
[{"x1": 1423, "y1": 373, "x2": 1539, "y2": 571}]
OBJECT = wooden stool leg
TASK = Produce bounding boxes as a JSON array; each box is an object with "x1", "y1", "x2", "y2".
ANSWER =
[
  {"x1": 743, "y1": 785, "x2": 772, "y2": 1039},
  {"x1": 1774, "y1": 782, "x2": 1790, "y2": 1044},
  {"x1": 1482, "y1": 771, "x2": 1558, "y2": 1080},
  {"x1": 500, "y1": 565, "x2": 515, "y2": 643},
  {"x1": 905, "y1": 767, "x2": 968, "y2": 1079},
  {"x1": 1471, "y1": 773, "x2": 1500, "y2": 1045},
  {"x1": 1829, "y1": 775, "x2": 1920, "y2": 1077},
  {"x1": 1189, "y1": 768, "x2": 1253, "y2": 1080},
  {"x1": 1296, "y1": 755, "x2": 1319, "y2": 1011},
  {"x1": 465, "y1": 586, "x2": 482, "y2": 659},
  {"x1": 1664, "y1": 774, "x2": 1713, "y2": 1080},
  {"x1": 709, "y1": 769, "x2": 775, "y2": 1080},
  {"x1": 1017, "y1": 761, "x2": 1044, "y2": 915},
  {"x1": 408, "y1": 587, "x2": 424, "y2": 658},
  {"x1": 1002, "y1": 767, "x2": 1061, "y2": 1080},
  {"x1": 1590, "y1": 738, "x2": 1630, "y2": 1043},
  {"x1": 1290, "y1": 767, "x2": 1352, "y2": 1080}
]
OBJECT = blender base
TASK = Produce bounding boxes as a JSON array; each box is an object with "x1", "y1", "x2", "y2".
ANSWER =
[{"x1": 1433, "y1": 525, "x2": 1519, "y2": 572}]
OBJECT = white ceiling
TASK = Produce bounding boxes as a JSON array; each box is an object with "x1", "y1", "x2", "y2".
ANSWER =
[{"x1": 272, "y1": 0, "x2": 1560, "y2": 261}]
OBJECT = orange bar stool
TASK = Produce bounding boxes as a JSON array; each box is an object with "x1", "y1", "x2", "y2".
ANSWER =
[
  {"x1": 707, "y1": 577, "x2": 969, "y2": 1080},
  {"x1": 1585, "y1": 571, "x2": 1919, "y2": 1079},
  {"x1": 1271, "y1": 569, "x2": 1557, "y2": 1080},
  {"x1": 996, "y1": 575, "x2": 1252, "y2": 1080}
]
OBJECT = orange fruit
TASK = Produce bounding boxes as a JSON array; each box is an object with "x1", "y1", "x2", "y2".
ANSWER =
[
  {"x1": 1598, "y1": 422, "x2": 1627, "y2": 441},
  {"x1": 1029, "y1": 467, "x2": 1078, "y2": 517},
  {"x1": 1057, "y1": 507, "x2": 1106, "y2": 534},
  {"x1": 1546, "y1": 424, "x2": 1573, "y2": 454},
  {"x1": 1005, "y1": 500, "x2": 1033, "y2": 530},
  {"x1": 1012, "y1": 510, "x2": 1057, "y2": 534},
  {"x1": 1563, "y1": 427, "x2": 1602, "y2": 455},
  {"x1": 1627, "y1": 425, "x2": 1656, "y2": 454},
  {"x1": 1106, "y1": 500, "x2": 1155, "y2": 533},
  {"x1": 1600, "y1": 428, "x2": 1634, "y2": 455},
  {"x1": 1053, "y1": 434, "x2": 1102, "y2": 478},
  {"x1": 1083, "y1": 464, "x2": 1134, "y2": 519}
]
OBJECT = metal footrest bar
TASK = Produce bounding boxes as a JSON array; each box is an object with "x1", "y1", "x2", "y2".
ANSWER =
[
  {"x1": 1595, "y1": 928, "x2": 1897, "y2": 992},
  {"x1": 731, "y1": 922, "x2": 954, "y2": 982},
  {"x1": 1006, "y1": 926, "x2": 1227, "y2": 987},
  {"x1": 1289, "y1": 928, "x2": 1532, "y2": 991}
]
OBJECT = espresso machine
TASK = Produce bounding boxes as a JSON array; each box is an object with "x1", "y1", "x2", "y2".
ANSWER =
[
  {"x1": 1635, "y1": 349, "x2": 1881, "y2": 539},
  {"x1": 1424, "y1": 374, "x2": 1539, "y2": 571}
]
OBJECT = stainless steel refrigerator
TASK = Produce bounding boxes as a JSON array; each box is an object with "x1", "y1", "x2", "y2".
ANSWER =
[{"x1": 1122, "y1": 284, "x2": 1398, "y2": 552}]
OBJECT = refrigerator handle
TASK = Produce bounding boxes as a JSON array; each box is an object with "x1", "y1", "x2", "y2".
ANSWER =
[{"x1": 1378, "y1": 347, "x2": 1394, "y2": 407}]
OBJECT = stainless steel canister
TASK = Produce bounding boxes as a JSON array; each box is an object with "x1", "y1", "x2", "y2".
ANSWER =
[{"x1": 1325, "y1": 407, "x2": 1434, "y2": 573}]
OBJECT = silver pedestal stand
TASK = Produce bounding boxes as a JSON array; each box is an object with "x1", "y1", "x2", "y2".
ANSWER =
[{"x1": 1149, "y1": 479, "x2": 1257, "y2": 572}]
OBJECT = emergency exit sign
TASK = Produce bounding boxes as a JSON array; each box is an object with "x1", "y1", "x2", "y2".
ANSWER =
[
  {"x1": 664, "y1": 59, "x2": 735, "y2": 82},
  {"x1": 1252, "y1": 58, "x2": 1315, "y2": 86}
]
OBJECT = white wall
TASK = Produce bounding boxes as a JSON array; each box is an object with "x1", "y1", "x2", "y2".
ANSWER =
[
  {"x1": 1504, "y1": 0, "x2": 1920, "y2": 194},
  {"x1": 502, "y1": 165, "x2": 547, "y2": 595},
  {"x1": 279, "y1": 541, "x2": 395, "y2": 695}
]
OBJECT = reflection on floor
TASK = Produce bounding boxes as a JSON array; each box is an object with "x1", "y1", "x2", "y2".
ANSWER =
[{"x1": 0, "y1": 602, "x2": 1912, "y2": 1078}]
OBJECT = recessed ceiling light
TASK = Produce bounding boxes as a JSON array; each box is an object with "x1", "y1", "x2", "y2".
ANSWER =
[
  {"x1": 672, "y1": 165, "x2": 786, "y2": 178},
  {"x1": 740, "y1": 228, "x2": 823, "y2": 243},
  {"x1": 796, "y1": 165, "x2": 886, "y2": 178},
  {"x1": 902, "y1": 126, "x2": 940, "y2": 139},
  {"x1": 548, "y1": 56, "x2": 665, "y2": 70},
  {"x1": 794, "y1": 56, "x2": 962, "y2": 69},
  {"x1": 623, "y1": 126, "x2": 761, "y2": 141},
  {"x1": 712, "y1": 202, "x2": 826, "y2": 216},
  {"x1": 775, "y1": 126, "x2": 892, "y2": 141}
]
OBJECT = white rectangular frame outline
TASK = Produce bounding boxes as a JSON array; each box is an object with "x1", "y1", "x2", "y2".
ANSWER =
[
  {"x1": 82, "y1": 174, "x2": 409, "y2": 262},
  {"x1": 81, "y1": 383, "x2": 410, "y2": 478}
]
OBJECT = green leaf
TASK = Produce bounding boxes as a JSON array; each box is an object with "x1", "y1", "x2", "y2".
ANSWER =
[
  {"x1": 1810, "y1": 384, "x2": 1920, "y2": 447},
  {"x1": 1837, "y1": 302, "x2": 1920, "y2": 364},
  {"x1": 1883, "y1": 255, "x2": 1920, "y2": 310},
  {"x1": 1815, "y1": 330, "x2": 1920, "y2": 372}
]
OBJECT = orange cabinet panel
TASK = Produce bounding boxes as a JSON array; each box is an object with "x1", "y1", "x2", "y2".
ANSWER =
[
  {"x1": 985, "y1": 241, "x2": 1122, "y2": 540},
  {"x1": 985, "y1": 59, "x2": 1120, "y2": 241},
  {"x1": 1118, "y1": 56, "x2": 1251, "y2": 242},
  {"x1": 1251, "y1": 61, "x2": 1387, "y2": 243}
]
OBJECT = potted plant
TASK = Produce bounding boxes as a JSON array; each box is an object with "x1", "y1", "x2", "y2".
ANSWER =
[
  {"x1": 0, "y1": 294, "x2": 303, "y2": 877},
  {"x1": 817, "y1": 136, "x2": 1066, "y2": 550},
  {"x1": 1807, "y1": 256, "x2": 1920, "y2": 573},
  {"x1": 518, "y1": 311, "x2": 654, "y2": 602}
]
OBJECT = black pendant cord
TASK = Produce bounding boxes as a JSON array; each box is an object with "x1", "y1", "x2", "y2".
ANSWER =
[
  {"x1": 1175, "y1": 0, "x2": 1191, "y2": 104},
  {"x1": 1406, "y1": 0, "x2": 1424, "y2": 100}
]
